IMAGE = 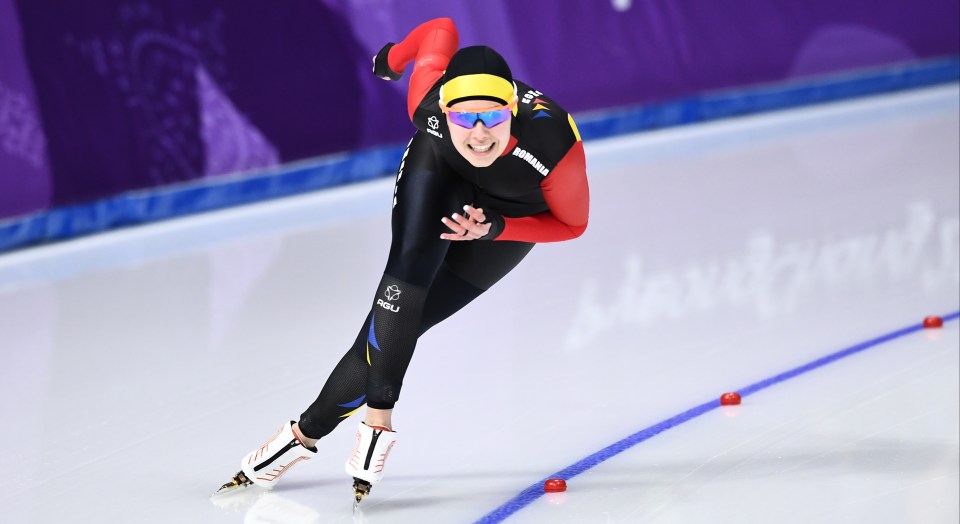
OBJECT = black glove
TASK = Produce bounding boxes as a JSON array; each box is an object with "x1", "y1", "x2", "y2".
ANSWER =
[
  {"x1": 373, "y1": 43, "x2": 403, "y2": 81},
  {"x1": 478, "y1": 210, "x2": 505, "y2": 240}
]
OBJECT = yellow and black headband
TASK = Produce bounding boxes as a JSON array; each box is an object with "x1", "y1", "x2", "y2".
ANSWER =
[
  {"x1": 440, "y1": 74, "x2": 517, "y2": 107},
  {"x1": 440, "y1": 46, "x2": 516, "y2": 107}
]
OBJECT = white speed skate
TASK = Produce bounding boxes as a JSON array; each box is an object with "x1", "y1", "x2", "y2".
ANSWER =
[
  {"x1": 345, "y1": 422, "x2": 398, "y2": 508},
  {"x1": 212, "y1": 421, "x2": 317, "y2": 497}
]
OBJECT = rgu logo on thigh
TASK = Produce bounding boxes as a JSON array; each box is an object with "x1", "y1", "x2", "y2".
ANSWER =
[
  {"x1": 377, "y1": 285, "x2": 402, "y2": 312},
  {"x1": 376, "y1": 299, "x2": 399, "y2": 313}
]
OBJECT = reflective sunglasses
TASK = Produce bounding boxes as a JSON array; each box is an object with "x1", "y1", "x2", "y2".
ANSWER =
[{"x1": 440, "y1": 98, "x2": 518, "y2": 129}]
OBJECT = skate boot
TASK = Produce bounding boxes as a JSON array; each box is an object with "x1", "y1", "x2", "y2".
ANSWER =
[
  {"x1": 212, "y1": 421, "x2": 317, "y2": 497},
  {"x1": 345, "y1": 422, "x2": 398, "y2": 508}
]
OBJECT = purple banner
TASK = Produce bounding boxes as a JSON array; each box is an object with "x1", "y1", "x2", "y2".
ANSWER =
[
  {"x1": 0, "y1": 0, "x2": 50, "y2": 218},
  {"x1": 332, "y1": 0, "x2": 958, "y2": 111},
  {"x1": 1, "y1": 0, "x2": 958, "y2": 222},
  {"x1": 10, "y1": 0, "x2": 408, "y2": 210}
]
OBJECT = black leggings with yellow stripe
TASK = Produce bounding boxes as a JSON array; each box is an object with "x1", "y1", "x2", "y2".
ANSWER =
[{"x1": 298, "y1": 132, "x2": 533, "y2": 439}]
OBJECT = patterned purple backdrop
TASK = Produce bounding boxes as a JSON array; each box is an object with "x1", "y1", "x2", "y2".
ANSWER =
[{"x1": 1, "y1": 0, "x2": 958, "y2": 222}]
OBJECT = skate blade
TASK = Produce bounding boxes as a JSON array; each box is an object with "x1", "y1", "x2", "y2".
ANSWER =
[
  {"x1": 352, "y1": 478, "x2": 372, "y2": 510},
  {"x1": 211, "y1": 471, "x2": 253, "y2": 497}
]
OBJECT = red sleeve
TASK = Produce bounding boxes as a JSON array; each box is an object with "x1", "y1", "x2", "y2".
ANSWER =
[
  {"x1": 386, "y1": 18, "x2": 459, "y2": 121},
  {"x1": 496, "y1": 141, "x2": 589, "y2": 242}
]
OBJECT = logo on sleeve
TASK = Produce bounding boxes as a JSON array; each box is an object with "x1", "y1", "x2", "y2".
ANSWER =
[
  {"x1": 426, "y1": 116, "x2": 443, "y2": 138},
  {"x1": 521, "y1": 89, "x2": 543, "y2": 104},
  {"x1": 522, "y1": 90, "x2": 553, "y2": 119}
]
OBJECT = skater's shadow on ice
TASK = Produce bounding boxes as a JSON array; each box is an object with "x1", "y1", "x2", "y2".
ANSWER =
[
  {"x1": 209, "y1": 478, "x2": 341, "y2": 515},
  {"x1": 216, "y1": 490, "x2": 451, "y2": 523},
  {"x1": 245, "y1": 493, "x2": 324, "y2": 524},
  {"x1": 274, "y1": 477, "x2": 344, "y2": 491},
  {"x1": 211, "y1": 490, "x2": 333, "y2": 524},
  {"x1": 361, "y1": 494, "x2": 467, "y2": 512}
]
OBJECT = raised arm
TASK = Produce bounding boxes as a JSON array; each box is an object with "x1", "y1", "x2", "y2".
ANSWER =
[{"x1": 373, "y1": 18, "x2": 459, "y2": 120}]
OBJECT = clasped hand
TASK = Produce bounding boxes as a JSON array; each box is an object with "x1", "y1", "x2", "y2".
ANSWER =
[{"x1": 441, "y1": 205, "x2": 491, "y2": 241}]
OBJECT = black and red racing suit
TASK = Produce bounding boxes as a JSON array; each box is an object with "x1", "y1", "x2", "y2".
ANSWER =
[{"x1": 298, "y1": 18, "x2": 589, "y2": 437}]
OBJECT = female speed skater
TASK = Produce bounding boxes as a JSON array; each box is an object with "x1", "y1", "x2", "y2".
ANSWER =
[{"x1": 213, "y1": 17, "x2": 589, "y2": 506}]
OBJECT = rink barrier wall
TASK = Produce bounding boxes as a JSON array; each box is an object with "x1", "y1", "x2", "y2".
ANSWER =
[
  {"x1": 474, "y1": 310, "x2": 960, "y2": 523},
  {"x1": 0, "y1": 57, "x2": 957, "y2": 254}
]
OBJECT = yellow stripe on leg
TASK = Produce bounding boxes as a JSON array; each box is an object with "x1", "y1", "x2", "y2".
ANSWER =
[{"x1": 340, "y1": 404, "x2": 365, "y2": 418}]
